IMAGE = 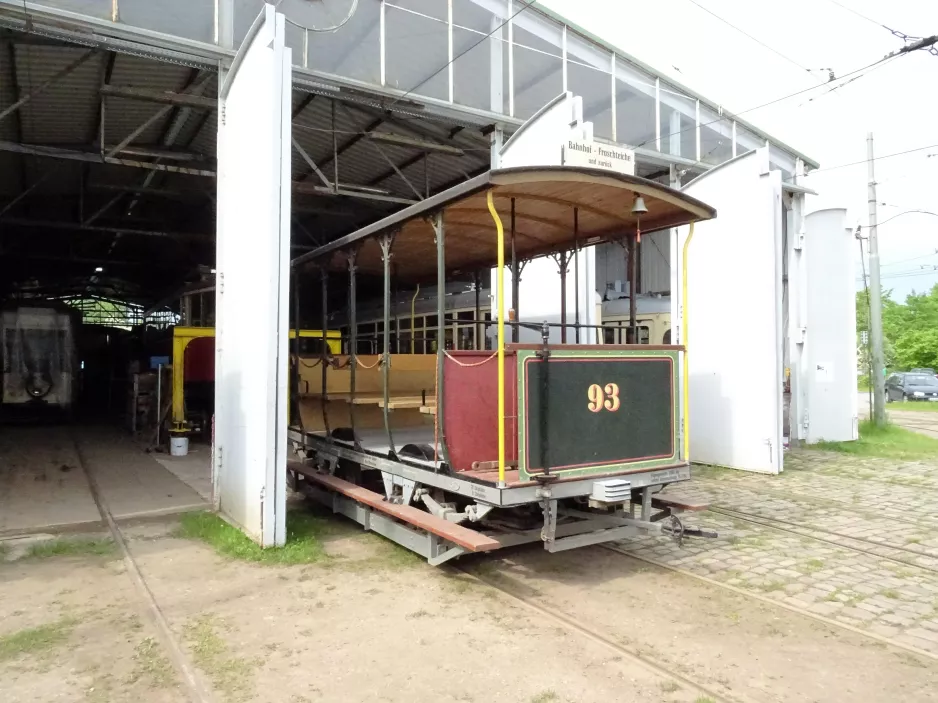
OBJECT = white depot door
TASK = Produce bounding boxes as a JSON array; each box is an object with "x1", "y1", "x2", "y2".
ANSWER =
[
  {"x1": 681, "y1": 148, "x2": 784, "y2": 473},
  {"x1": 803, "y1": 209, "x2": 858, "y2": 443},
  {"x1": 214, "y1": 4, "x2": 291, "y2": 546}
]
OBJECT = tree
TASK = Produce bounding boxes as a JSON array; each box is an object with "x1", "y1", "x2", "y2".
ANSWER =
[
  {"x1": 894, "y1": 328, "x2": 938, "y2": 370},
  {"x1": 857, "y1": 284, "x2": 938, "y2": 372}
]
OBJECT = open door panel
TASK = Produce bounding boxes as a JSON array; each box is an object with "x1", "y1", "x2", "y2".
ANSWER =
[
  {"x1": 214, "y1": 5, "x2": 291, "y2": 546},
  {"x1": 681, "y1": 148, "x2": 784, "y2": 473}
]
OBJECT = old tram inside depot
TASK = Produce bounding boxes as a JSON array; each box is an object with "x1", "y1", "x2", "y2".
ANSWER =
[{"x1": 287, "y1": 166, "x2": 719, "y2": 565}]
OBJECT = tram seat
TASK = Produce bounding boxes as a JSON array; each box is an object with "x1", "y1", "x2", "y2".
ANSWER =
[{"x1": 296, "y1": 354, "x2": 438, "y2": 436}]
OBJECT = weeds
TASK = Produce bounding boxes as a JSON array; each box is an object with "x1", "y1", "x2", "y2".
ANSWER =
[
  {"x1": 26, "y1": 538, "x2": 115, "y2": 560},
  {"x1": 0, "y1": 617, "x2": 76, "y2": 662},
  {"x1": 811, "y1": 420, "x2": 938, "y2": 460},
  {"x1": 128, "y1": 637, "x2": 175, "y2": 689},
  {"x1": 184, "y1": 615, "x2": 254, "y2": 701},
  {"x1": 177, "y1": 511, "x2": 330, "y2": 565}
]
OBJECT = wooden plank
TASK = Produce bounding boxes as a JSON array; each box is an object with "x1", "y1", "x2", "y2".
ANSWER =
[
  {"x1": 382, "y1": 396, "x2": 437, "y2": 409},
  {"x1": 652, "y1": 496, "x2": 709, "y2": 512},
  {"x1": 290, "y1": 465, "x2": 500, "y2": 553}
]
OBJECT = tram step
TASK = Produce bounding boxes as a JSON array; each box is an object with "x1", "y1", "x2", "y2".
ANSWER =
[
  {"x1": 290, "y1": 463, "x2": 500, "y2": 553},
  {"x1": 650, "y1": 495, "x2": 710, "y2": 512}
]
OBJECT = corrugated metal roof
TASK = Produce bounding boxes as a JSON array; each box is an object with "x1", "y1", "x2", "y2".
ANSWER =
[
  {"x1": 0, "y1": 29, "x2": 493, "y2": 303},
  {"x1": 14, "y1": 44, "x2": 102, "y2": 144}
]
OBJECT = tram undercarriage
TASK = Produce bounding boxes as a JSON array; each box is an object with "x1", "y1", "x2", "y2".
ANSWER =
[{"x1": 288, "y1": 428, "x2": 714, "y2": 565}]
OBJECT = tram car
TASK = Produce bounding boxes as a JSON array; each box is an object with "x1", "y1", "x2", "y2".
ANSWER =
[
  {"x1": 602, "y1": 294, "x2": 672, "y2": 345},
  {"x1": 287, "y1": 166, "x2": 718, "y2": 564},
  {"x1": 346, "y1": 290, "x2": 671, "y2": 353},
  {"x1": 1, "y1": 304, "x2": 78, "y2": 415}
]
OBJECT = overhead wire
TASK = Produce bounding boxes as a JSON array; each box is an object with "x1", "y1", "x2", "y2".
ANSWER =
[
  {"x1": 635, "y1": 50, "x2": 908, "y2": 152},
  {"x1": 684, "y1": 0, "x2": 828, "y2": 80},
  {"x1": 804, "y1": 146, "x2": 938, "y2": 177},
  {"x1": 881, "y1": 251, "x2": 938, "y2": 267},
  {"x1": 822, "y1": 0, "x2": 892, "y2": 32}
]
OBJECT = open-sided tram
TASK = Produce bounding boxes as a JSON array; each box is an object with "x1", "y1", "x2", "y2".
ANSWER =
[{"x1": 287, "y1": 166, "x2": 717, "y2": 565}]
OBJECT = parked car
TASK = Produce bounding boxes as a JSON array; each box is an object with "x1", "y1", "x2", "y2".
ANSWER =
[
  {"x1": 885, "y1": 372, "x2": 938, "y2": 402},
  {"x1": 909, "y1": 367, "x2": 938, "y2": 379}
]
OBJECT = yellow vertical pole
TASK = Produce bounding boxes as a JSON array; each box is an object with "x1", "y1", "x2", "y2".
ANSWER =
[
  {"x1": 487, "y1": 190, "x2": 506, "y2": 486},
  {"x1": 681, "y1": 222, "x2": 694, "y2": 462}
]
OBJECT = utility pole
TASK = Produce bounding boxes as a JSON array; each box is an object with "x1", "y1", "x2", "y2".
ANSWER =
[{"x1": 867, "y1": 133, "x2": 886, "y2": 426}]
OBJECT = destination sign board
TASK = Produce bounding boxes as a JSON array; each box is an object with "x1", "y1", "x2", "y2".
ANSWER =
[{"x1": 562, "y1": 139, "x2": 636, "y2": 176}]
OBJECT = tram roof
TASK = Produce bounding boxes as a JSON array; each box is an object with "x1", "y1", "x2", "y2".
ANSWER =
[{"x1": 292, "y1": 166, "x2": 716, "y2": 281}]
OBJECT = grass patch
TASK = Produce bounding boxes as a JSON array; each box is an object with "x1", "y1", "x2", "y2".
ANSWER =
[
  {"x1": 695, "y1": 698, "x2": 717, "y2": 703},
  {"x1": 25, "y1": 537, "x2": 115, "y2": 560},
  {"x1": 880, "y1": 588, "x2": 901, "y2": 600},
  {"x1": 530, "y1": 692, "x2": 559, "y2": 703},
  {"x1": 810, "y1": 419, "x2": 938, "y2": 460},
  {"x1": 0, "y1": 617, "x2": 75, "y2": 661},
  {"x1": 890, "y1": 401, "x2": 938, "y2": 412},
  {"x1": 691, "y1": 464, "x2": 734, "y2": 481},
  {"x1": 177, "y1": 510, "x2": 333, "y2": 565},
  {"x1": 803, "y1": 558, "x2": 825, "y2": 573},
  {"x1": 128, "y1": 637, "x2": 175, "y2": 689},
  {"x1": 184, "y1": 615, "x2": 254, "y2": 700},
  {"x1": 660, "y1": 680, "x2": 681, "y2": 693},
  {"x1": 754, "y1": 580, "x2": 786, "y2": 593}
]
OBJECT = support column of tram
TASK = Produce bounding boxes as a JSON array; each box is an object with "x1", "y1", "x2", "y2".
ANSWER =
[{"x1": 379, "y1": 232, "x2": 397, "y2": 460}]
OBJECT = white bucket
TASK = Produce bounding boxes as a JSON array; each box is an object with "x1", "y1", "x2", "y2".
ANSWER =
[{"x1": 169, "y1": 435, "x2": 189, "y2": 457}]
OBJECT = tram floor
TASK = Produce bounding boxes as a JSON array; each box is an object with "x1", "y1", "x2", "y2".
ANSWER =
[{"x1": 3, "y1": 444, "x2": 938, "y2": 702}]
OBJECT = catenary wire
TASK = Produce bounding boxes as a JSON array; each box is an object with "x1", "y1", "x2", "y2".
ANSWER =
[
  {"x1": 804, "y1": 147, "x2": 938, "y2": 177},
  {"x1": 635, "y1": 51, "x2": 906, "y2": 152},
  {"x1": 685, "y1": 0, "x2": 826, "y2": 79}
]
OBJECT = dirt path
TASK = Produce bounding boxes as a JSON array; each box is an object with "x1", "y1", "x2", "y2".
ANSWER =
[
  {"x1": 5, "y1": 504, "x2": 938, "y2": 703},
  {"x1": 470, "y1": 546, "x2": 938, "y2": 703},
  {"x1": 2, "y1": 516, "x2": 705, "y2": 703}
]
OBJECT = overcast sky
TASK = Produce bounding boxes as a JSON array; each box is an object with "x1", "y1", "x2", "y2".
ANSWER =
[{"x1": 541, "y1": 0, "x2": 938, "y2": 302}]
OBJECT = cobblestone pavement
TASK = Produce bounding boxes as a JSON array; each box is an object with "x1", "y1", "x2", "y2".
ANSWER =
[{"x1": 615, "y1": 449, "x2": 938, "y2": 657}]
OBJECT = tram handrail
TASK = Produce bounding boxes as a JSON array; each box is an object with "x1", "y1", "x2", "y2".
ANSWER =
[
  {"x1": 682, "y1": 222, "x2": 694, "y2": 463},
  {"x1": 487, "y1": 190, "x2": 507, "y2": 488}
]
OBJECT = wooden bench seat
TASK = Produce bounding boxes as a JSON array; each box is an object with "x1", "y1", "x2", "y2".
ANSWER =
[{"x1": 290, "y1": 464, "x2": 499, "y2": 553}]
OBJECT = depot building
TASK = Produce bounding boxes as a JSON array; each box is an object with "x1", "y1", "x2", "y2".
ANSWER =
[{"x1": 0, "y1": 0, "x2": 856, "y2": 545}]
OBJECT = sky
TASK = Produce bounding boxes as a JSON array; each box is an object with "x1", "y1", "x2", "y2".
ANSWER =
[{"x1": 541, "y1": 0, "x2": 938, "y2": 302}]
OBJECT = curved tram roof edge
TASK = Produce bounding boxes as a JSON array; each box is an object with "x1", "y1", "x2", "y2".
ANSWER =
[{"x1": 291, "y1": 166, "x2": 717, "y2": 279}]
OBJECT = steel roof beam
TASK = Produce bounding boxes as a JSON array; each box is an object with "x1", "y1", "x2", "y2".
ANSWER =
[
  {"x1": 104, "y1": 72, "x2": 213, "y2": 160},
  {"x1": 0, "y1": 141, "x2": 417, "y2": 204},
  {"x1": 312, "y1": 114, "x2": 385, "y2": 177},
  {"x1": 99, "y1": 84, "x2": 216, "y2": 110},
  {"x1": 0, "y1": 48, "x2": 95, "y2": 127},
  {"x1": 5, "y1": 38, "x2": 26, "y2": 191},
  {"x1": 0, "y1": 217, "x2": 210, "y2": 240},
  {"x1": 366, "y1": 151, "x2": 427, "y2": 188}
]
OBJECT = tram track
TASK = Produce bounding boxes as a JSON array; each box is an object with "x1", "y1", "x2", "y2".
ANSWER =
[
  {"x1": 71, "y1": 435, "x2": 212, "y2": 703},
  {"x1": 694, "y1": 476, "x2": 938, "y2": 530},
  {"x1": 709, "y1": 506, "x2": 938, "y2": 574},
  {"x1": 600, "y1": 544, "x2": 938, "y2": 664},
  {"x1": 460, "y1": 564, "x2": 741, "y2": 703}
]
